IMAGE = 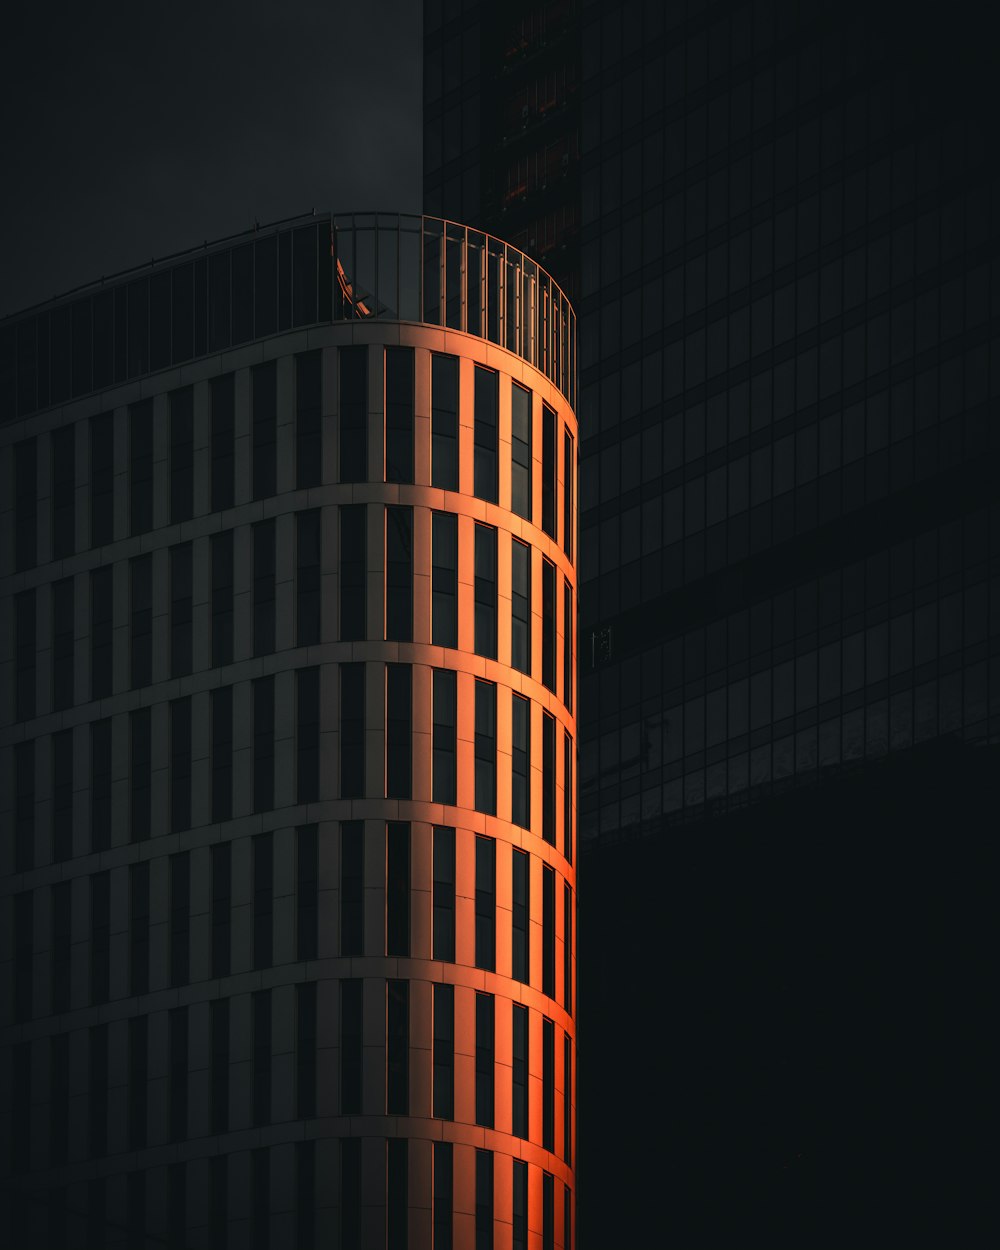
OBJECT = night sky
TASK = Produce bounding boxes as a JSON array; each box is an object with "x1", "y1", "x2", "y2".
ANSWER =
[{"x1": 0, "y1": 0, "x2": 422, "y2": 319}]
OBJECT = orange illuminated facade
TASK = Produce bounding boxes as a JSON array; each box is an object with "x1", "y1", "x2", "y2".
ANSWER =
[{"x1": 0, "y1": 212, "x2": 576, "y2": 1249}]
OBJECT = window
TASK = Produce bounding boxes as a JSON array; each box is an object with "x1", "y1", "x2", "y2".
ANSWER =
[
  {"x1": 296, "y1": 350, "x2": 322, "y2": 490},
  {"x1": 88, "y1": 569, "x2": 112, "y2": 701},
  {"x1": 129, "y1": 862, "x2": 150, "y2": 995},
  {"x1": 564, "y1": 731, "x2": 573, "y2": 864},
  {"x1": 475, "y1": 992, "x2": 494, "y2": 1127},
  {"x1": 386, "y1": 822, "x2": 410, "y2": 956},
  {"x1": 254, "y1": 832, "x2": 274, "y2": 969},
  {"x1": 512, "y1": 1155, "x2": 527, "y2": 1250},
  {"x1": 130, "y1": 707, "x2": 151, "y2": 841},
  {"x1": 210, "y1": 373, "x2": 235, "y2": 512},
  {"x1": 50, "y1": 1032, "x2": 69, "y2": 1166},
  {"x1": 475, "y1": 1151, "x2": 493, "y2": 1250},
  {"x1": 563, "y1": 579, "x2": 573, "y2": 711},
  {"x1": 89, "y1": 1026, "x2": 108, "y2": 1153},
  {"x1": 386, "y1": 506, "x2": 413, "y2": 641},
  {"x1": 252, "y1": 360, "x2": 277, "y2": 499},
  {"x1": 341, "y1": 664, "x2": 365, "y2": 798},
  {"x1": 564, "y1": 1031, "x2": 572, "y2": 1163},
  {"x1": 474, "y1": 679, "x2": 496, "y2": 815},
  {"x1": 542, "y1": 559, "x2": 556, "y2": 691},
  {"x1": 296, "y1": 510, "x2": 321, "y2": 646},
  {"x1": 52, "y1": 425, "x2": 75, "y2": 558},
  {"x1": 211, "y1": 686, "x2": 233, "y2": 822},
  {"x1": 170, "y1": 387, "x2": 194, "y2": 523},
  {"x1": 297, "y1": 982, "x2": 317, "y2": 1118},
  {"x1": 169, "y1": 1162, "x2": 186, "y2": 1249},
  {"x1": 253, "y1": 990, "x2": 271, "y2": 1125},
  {"x1": 13, "y1": 891, "x2": 33, "y2": 1020},
  {"x1": 475, "y1": 835, "x2": 496, "y2": 971},
  {"x1": 542, "y1": 401, "x2": 556, "y2": 538},
  {"x1": 253, "y1": 676, "x2": 275, "y2": 812},
  {"x1": 432, "y1": 985, "x2": 457, "y2": 1125},
  {"x1": 433, "y1": 826, "x2": 456, "y2": 961},
  {"x1": 211, "y1": 531, "x2": 234, "y2": 666},
  {"x1": 52, "y1": 731, "x2": 73, "y2": 863},
  {"x1": 51, "y1": 578, "x2": 74, "y2": 710},
  {"x1": 12, "y1": 742, "x2": 33, "y2": 873},
  {"x1": 50, "y1": 881, "x2": 71, "y2": 1013},
  {"x1": 513, "y1": 1006, "x2": 528, "y2": 1140},
  {"x1": 15, "y1": 590, "x2": 36, "y2": 720},
  {"x1": 210, "y1": 999, "x2": 229, "y2": 1132},
  {"x1": 386, "y1": 665, "x2": 412, "y2": 799},
  {"x1": 512, "y1": 540, "x2": 531, "y2": 674},
  {"x1": 543, "y1": 1171, "x2": 554, "y2": 1250},
  {"x1": 543, "y1": 866, "x2": 556, "y2": 998},
  {"x1": 563, "y1": 427, "x2": 574, "y2": 559},
  {"x1": 129, "y1": 400, "x2": 153, "y2": 535},
  {"x1": 15, "y1": 438, "x2": 37, "y2": 570},
  {"x1": 512, "y1": 695, "x2": 530, "y2": 830},
  {"x1": 297, "y1": 667, "x2": 320, "y2": 804},
  {"x1": 512, "y1": 850, "x2": 530, "y2": 984},
  {"x1": 385, "y1": 346, "x2": 414, "y2": 483},
  {"x1": 169, "y1": 1008, "x2": 188, "y2": 1142},
  {"x1": 432, "y1": 669, "x2": 457, "y2": 805},
  {"x1": 211, "y1": 843, "x2": 231, "y2": 978},
  {"x1": 434, "y1": 1141, "x2": 453, "y2": 1250},
  {"x1": 432, "y1": 512, "x2": 458, "y2": 647},
  {"x1": 210, "y1": 1157, "x2": 227, "y2": 1250},
  {"x1": 340, "y1": 345, "x2": 367, "y2": 482},
  {"x1": 90, "y1": 414, "x2": 113, "y2": 546},
  {"x1": 90, "y1": 720, "x2": 111, "y2": 853},
  {"x1": 474, "y1": 524, "x2": 497, "y2": 659},
  {"x1": 386, "y1": 979, "x2": 409, "y2": 1114},
  {"x1": 341, "y1": 821, "x2": 364, "y2": 956},
  {"x1": 253, "y1": 519, "x2": 276, "y2": 656},
  {"x1": 170, "y1": 543, "x2": 193, "y2": 678},
  {"x1": 431, "y1": 354, "x2": 458, "y2": 489},
  {"x1": 341, "y1": 1139, "x2": 361, "y2": 1250},
  {"x1": 542, "y1": 713, "x2": 556, "y2": 846},
  {"x1": 511, "y1": 382, "x2": 532, "y2": 520},
  {"x1": 564, "y1": 883, "x2": 573, "y2": 1014},
  {"x1": 296, "y1": 825, "x2": 318, "y2": 962},
  {"x1": 543, "y1": 1018, "x2": 555, "y2": 1151},
  {"x1": 170, "y1": 697, "x2": 191, "y2": 832},
  {"x1": 474, "y1": 365, "x2": 498, "y2": 502},
  {"x1": 170, "y1": 852, "x2": 190, "y2": 986},
  {"x1": 340, "y1": 504, "x2": 366, "y2": 640},
  {"x1": 341, "y1": 979, "x2": 363, "y2": 1113},
  {"x1": 130, "y1": 554, "x2": 152, "y2": 688},
  {"x1": 128, "y1": 1016, "x2": 148, "y2": 1147},
  {"x1": 387, "y1": 1139, "x2": 408, "y2": 1250}
]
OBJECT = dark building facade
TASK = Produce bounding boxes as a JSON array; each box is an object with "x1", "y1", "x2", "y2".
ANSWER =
[
  {"x1": 425, "y1": 1, "x2": 999, "y2": 1245},
  {"x1": 1, "y1": 214, "x2": 578, "y2": 1248}
]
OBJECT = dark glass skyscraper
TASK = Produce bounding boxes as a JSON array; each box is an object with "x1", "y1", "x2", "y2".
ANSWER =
[{"x1": 426, "y1": 1, "x2": 998, "y2": 1244}]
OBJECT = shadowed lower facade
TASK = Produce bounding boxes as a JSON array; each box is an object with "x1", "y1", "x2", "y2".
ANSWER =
[{"x1": 0, "y1": 213, "x2": 577, "y2": 1249}]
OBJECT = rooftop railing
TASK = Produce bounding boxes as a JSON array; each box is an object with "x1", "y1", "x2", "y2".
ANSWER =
[{"x1": 0, "y1": 212, "x2": 576, "y2": 424}]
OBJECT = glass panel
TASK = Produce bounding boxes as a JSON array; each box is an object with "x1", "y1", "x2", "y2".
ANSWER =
[
  {"x1": 467, "y1": 230, "x2": 484, "y2": 337},
  {"x1": 446, "y1": 224, "x2": 464, "y2": 330},
  {"x1": 354, "y1": 229, "x2": 376, "y2": 318},
  {"x1": 293, "y1": 226, "x2": 318, "y2": 327},
  {"x1": 231, "y1": 245, "x2": 253, "y2": 345},
  {"x1": 378, "y1": 221, "x2": 399, "y2": 319},
  {"x1": 334, "y1": 220, "x2": 354, "y2": 320},
  {"x1": 505, "y1": 250, "x2": 519, "y2": 354},
  {"x1": 487, "y1": 238, "x2": 503, "y2": 343},
  {"x1": 254, "y1": 236, "x2": 277, "y2": 338},
  {"x1": 423, "y1": 219, "x2": 443, "y2": 325},
  {"x1": 399, "y1": 218, "x2": 421, "y2": 321}
]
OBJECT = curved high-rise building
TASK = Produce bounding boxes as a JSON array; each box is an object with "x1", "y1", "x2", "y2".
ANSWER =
[{"x1": 0, "y1": 213, "x2": 577, "y2": 1249}]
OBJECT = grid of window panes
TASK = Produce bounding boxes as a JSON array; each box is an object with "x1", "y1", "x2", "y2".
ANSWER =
[
  {"x1": 575, "y1": 0, "x2": 1000, "y2": 841},
  {"x1": 1, "y1": 213, "x2": 576, "y2": 419}
]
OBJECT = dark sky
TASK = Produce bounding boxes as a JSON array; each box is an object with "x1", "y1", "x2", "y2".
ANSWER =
[{"x1": 0, "y1": 0, "x2": 422, "y2": 318}]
